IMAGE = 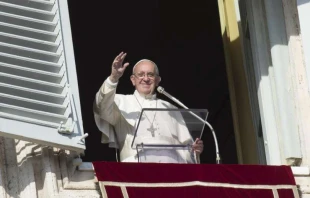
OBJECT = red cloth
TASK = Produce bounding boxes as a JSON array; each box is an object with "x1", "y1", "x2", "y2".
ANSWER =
[{"x1": 93, "y1": 162, "x2": 298, "y2": 198}]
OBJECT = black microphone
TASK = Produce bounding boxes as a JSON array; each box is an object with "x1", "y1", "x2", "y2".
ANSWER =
[{"x1": 157, "y1": 86, "x2": 221, "y2": 164}]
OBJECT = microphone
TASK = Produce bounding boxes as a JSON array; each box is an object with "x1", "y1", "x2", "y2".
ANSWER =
[
  {"x1": 157, "y1": 86, "x2": 221, "y2": 164},
  {"x1": 157, "y1": 86, "x2": 188, "y2": 109}
]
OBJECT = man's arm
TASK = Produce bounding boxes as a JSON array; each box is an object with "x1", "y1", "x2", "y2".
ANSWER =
[
  {"x1": 93, "y1": 52, "x2": 130, "y2": 125},
  {"x1": 94, "y1": 78, "x2": 120, "y2": 125}
]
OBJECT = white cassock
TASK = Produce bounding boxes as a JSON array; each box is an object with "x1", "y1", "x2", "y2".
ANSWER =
[{"x1": 93, "y1": 77, "x2": 195, "y2": 163}]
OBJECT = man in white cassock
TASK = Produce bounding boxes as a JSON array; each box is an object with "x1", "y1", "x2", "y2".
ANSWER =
[{"x1": 93, "y1": 52, "x2": 204, "y2": 163}]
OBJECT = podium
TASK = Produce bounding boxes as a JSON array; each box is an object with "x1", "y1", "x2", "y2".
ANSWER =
[{"x1": 131, "y1": 108, "x2": 208, "y2": 163}]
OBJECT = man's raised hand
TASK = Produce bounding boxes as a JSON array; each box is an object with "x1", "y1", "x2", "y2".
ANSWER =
[{"x1": 109, "y1": 52, "x2": 129, "y2": 83}]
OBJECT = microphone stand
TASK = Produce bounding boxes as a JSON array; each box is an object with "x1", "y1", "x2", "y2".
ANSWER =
[{"x1": 157, "y1": 87, "x2": 221, "y2": 164}]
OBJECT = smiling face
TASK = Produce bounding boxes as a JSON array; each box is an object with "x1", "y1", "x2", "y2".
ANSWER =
[{"x1": 130, "y1": 60, "x2": 161, "y2": 96}]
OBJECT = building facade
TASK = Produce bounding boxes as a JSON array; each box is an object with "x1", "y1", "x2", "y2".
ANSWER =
[
  {"x1": 0, "y1": 0, "x2": 309, "y2": 197},
  {"x1": 220, "y1": 0, "x2": 310, "y2": 196}
]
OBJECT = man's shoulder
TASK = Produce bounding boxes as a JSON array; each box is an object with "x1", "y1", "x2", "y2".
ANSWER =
[
  {"x1": 158, "y1": 98, "x2": 177, "y2": 109},
  {"x1": 115, "y1": 93, "x2": 134, "y2": 99},
  {"x1": 114, "y1": 93, "x2": 135, "y2": 104}
]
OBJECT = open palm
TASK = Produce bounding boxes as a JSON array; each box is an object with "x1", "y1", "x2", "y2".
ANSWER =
[{"x1": 110, "y1": 52, "x2": 129, "y2": 82}]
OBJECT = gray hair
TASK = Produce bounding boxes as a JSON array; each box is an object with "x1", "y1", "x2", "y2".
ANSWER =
[{"x1": 132, "y1": 59, "x2": 159, "y2": 76}]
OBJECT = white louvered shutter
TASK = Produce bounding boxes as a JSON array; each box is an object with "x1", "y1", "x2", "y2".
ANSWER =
[{"x1": 0, "y1": 0, "x2": 86, "y2": 153}]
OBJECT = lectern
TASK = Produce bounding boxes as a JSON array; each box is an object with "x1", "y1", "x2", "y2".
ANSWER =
[{"x1": 131, "y1": 108, "x2": 208, "y2": 163}]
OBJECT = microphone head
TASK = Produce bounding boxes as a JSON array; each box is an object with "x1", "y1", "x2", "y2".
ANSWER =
[{"x1": 157, "y1": 86, "x2": 164, "y2": 93}]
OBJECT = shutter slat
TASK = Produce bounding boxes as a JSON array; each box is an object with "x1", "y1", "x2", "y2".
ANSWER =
[
  {"x1": 0, "y1": 83, "x2": 66, "y2": 104},
  {"x1": 0, "y1": 62, "x2": 63, "y2": 83},
  {"x1": 0, "y1": 1, "x2": 56, "y2": 21},
  {"x1": 0, "y1": 41, "x2": 61, "y2": 62},
  {"x1": 0, "y1": 35, "x2": 59, "y2": 51},
  {"x1": 0, "y1": 72, "x2": 65, "y2": 94},
  {"x1": 0, "y1": 52, "x2": 62, "y2": 72},
  {"x1": 0, "y1": 0, "x2": 55, "y2": 11},
  {"x1": 0, "y1": 22, "x2": 58, "y2": 41},
  {"x1": 0, "y1": 93, "x2": 67, "y2": 114},
  {"x1": 0, "y1": 103, "x2": 67, "y2": 123},
  {"x1": 0, "y1": 112, "x2": 59, "y2": 128},
  {"x1": 0, "y1": 11, "x2": 57, "y2": 31},
  {"x1": 0, "y1": 32, "x2": 60, "y2": 52}
]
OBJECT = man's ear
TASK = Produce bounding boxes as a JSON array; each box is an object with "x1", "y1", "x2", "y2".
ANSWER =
[
  {"x1": 155, "y1": 76, "x2": 161, "y2": 86},
  {"x1": 130, "y1": 75, "x2": 136, "y2": 86}
]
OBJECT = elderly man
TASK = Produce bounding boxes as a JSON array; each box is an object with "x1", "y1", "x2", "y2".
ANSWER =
[{"x1": 94, "y1": 52, "x2": 203, "y2": 163}]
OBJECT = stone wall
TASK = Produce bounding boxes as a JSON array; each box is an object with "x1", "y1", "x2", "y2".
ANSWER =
[{"x1": 0, "y1": 137, "x2": 101, "y2": 198}]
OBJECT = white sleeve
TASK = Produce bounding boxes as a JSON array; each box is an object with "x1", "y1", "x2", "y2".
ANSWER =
[
  {"x1": 94, "y1": 77, "x2": 121, "y2": 125},
  {"x1": 93, "y1": 77, "x2": 121, "y2": 148}
]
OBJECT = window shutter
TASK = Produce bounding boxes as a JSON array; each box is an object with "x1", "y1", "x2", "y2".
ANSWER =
[{"x1": 0, "y1": 0, "x2": 86, "y2": 153}]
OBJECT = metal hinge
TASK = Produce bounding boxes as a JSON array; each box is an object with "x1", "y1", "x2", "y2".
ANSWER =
[{"x1": 58, "y1": 118, "x2": 75, "y2": 134}]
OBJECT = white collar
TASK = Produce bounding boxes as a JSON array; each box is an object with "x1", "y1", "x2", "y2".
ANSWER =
[{"x1": 134, "y1": 90, "x2": 157, "y2": 101}]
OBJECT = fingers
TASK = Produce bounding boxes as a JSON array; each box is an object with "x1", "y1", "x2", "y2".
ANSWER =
[
  {"x1": 123, "y1": 62, "x2": 130, "y2": 69},
  {"x1": 119, "y1": 52, "x2": 128, "y2": 69},
  {"x1": 192, "y1": 138, "x2": 204, "y2": 154},
  {"x1": 113, "y1": 52, "x2": 129, "y2": 69},
  {"x1": 193, "y1": 145, "x2": 203, "y2": 154},
  {"x1": 118, "y1": 62, "x2": 129, "y2": 72},
  {"x1": 192, "y1": 143, "x2": 203, "y2": 149},
  {"x1": 115, "y1": 52, "x2": 126, "y2": 61},
  {"x1": 113, "y1": 52, "x2": 122, "y2": 62},
  {"x1": 120, "y1": 52, "x2": 127, "y2": 60},
  {"x1": 194, "y1": 138, "x2": 203, "y2": 145},
  {"x1": 115, "y1": 51, "x2": 124, "y2": 59},
  {"x1": 110, "y1": 52, "x2": 128, "y2": 81}
]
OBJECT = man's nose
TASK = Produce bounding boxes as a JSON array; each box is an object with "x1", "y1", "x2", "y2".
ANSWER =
[{"x1": 142, "y1": 75, "x2": 150, "y2": 80}]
